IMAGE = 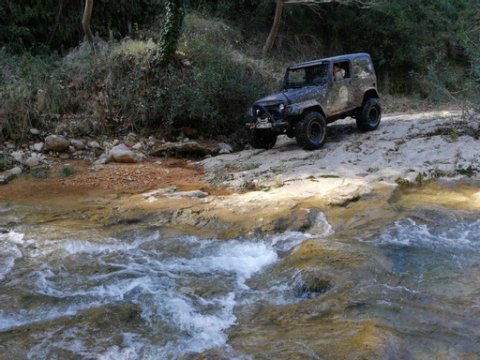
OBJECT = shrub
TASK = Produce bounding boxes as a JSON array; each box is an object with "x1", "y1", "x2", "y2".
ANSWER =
[
  {"x1": 31, "y1": 168, "x2": 50, "y2": 179},
  {"x1": 60, "y1": 165, "x2": 76, "y2": 177},
  {"x1": 0, "y1": 157, "x2": 6, "y2": 172}
]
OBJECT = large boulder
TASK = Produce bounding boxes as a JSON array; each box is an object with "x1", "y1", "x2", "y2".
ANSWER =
[
  {"x1": 106, "y1": 144, "x2": 142, "y2": 163},
  {"x1": 44, "y1": 135, "x2": 70, "y2": 152}
]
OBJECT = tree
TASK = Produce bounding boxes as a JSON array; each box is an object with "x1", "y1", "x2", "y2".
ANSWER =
[
  {"x1": 263, "y1": 0, "x2": 376, "y2": 55},
  {"x1": 263, "y1": 0, "x2": 284, "y2": 55},
  {"x1": 159, "y1": 0, "x2": 185, "y2": 64},
  {"x1": 82, "y1": 0, "x2": 94, "y2": 45}
]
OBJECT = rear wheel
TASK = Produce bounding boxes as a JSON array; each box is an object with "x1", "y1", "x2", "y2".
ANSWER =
[
  {"x1": 295, "y1": 112, "x2": 327, "y2": 150},
  {"x1": 248, "y1": 129, "x2": 277, "y2": 149},
  {"x1": 356, "y1": 97, "x2": 381, "y2": 131}
]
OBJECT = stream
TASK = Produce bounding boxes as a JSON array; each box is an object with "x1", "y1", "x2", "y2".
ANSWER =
[{"x1": 0, "y1": 194, "x2": 479, "y2": 359}]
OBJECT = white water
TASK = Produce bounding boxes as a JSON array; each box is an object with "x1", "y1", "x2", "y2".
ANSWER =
[
  {"x1": 0, "y1": 231, "x2": 24, "y2": 281},
  {"x1": 0, "y1": 213, "x2": 333, "y2": 359},
  {"x1": 378, "y1": 217, "x2": 480, "y2": 249}
]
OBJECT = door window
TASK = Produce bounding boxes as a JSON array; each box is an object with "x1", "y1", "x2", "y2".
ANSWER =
[
  {"x1": 353, "y1": 59, "x2": 374, "y2": 79},
  {"x1": 333, "y1": 61, "x2": 350, "y2": 81}
]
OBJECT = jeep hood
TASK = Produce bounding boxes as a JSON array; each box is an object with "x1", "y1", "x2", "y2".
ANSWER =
[{"x1": 255, "y1": 86, "x2": 327, "y2": 105}]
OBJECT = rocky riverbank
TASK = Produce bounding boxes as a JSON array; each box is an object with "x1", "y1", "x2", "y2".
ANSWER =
[{"x1": 1, "y1": 109, "x2": 479, "y2": 238}]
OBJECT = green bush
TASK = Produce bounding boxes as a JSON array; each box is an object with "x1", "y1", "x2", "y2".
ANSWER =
[
  {"x1": 60, "y1": 165, "x2": 76, "y2": 177},
  {"x1": 31, "y1": 168, "x2": 50, "y2": 179},
  {"x1": 0, "y1": 157, "x2": 6, "y2": 172}
]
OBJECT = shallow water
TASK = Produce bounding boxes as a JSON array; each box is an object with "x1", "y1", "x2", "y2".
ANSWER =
[{"x1": 0, "y1": 198, "x2": 479, "y2": 359}]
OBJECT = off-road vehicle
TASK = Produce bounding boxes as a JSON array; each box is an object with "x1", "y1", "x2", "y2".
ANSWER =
[{"x1": 246, "y1": 53, "x2": 381, "y2": 150}]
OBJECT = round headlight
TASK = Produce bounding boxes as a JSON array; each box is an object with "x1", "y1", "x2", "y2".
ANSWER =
[{"x1": 279, "y1": 104, "x2": 285, "y2": 111}]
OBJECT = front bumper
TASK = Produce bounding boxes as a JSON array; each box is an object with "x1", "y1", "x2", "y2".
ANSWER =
[{"x1": 245, "y1": 104, "x2": 289, "y2": 132}]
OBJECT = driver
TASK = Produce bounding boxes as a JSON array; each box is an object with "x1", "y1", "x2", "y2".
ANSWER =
[{"x1": 333, "y1": 64, "x2": 345, "y2": 81}]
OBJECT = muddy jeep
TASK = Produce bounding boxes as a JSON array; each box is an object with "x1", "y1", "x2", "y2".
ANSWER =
[{"x1": 246, "y1": 53, "x2": 381, "y2": 150}]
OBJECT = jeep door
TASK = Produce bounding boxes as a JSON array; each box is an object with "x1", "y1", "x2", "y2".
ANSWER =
[
  {"x1": 327, "y1": 60, "x2": 355, "y2": 117},
  {"x1": 352, "y1": 57, "x2": 377, "y2": 107}
]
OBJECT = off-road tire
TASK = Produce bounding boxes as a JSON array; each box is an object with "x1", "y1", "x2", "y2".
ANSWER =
[
  {"x1": 295, "y1": 112, "x2": 327, "y2": 150},
  {"x1": 248, "y1": 129, "x2": 277, "y2": 149},
  {"x1": 356, "y1": 97, "x2": 381, "y2": 132}
]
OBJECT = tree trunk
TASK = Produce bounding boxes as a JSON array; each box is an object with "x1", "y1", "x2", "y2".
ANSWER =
[
  {"x1": 263, "y1": 0, "x2": 284, "y2": 55},
  {"x1": 159, "y1": 0, "x2": 185, "y2": 64},
  {"x1": 82, "y1": 0, "x2": 94, "y2": 44}
]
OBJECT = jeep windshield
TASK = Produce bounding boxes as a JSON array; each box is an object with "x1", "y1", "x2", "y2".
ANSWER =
[{"x1": 284, "y1": 63, "x2": 329, "y2": 89}]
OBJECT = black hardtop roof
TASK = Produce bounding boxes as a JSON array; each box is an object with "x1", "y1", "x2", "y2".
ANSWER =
[{"x1": 289, "y1": 53, "x2": 371, "y2": 70}]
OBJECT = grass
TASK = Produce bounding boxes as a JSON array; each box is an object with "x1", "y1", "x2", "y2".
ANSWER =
[
  {"x1": 449, "y1": 129, "x2": 459, "y2": 141},
  {"x1": 59, "y1": 165, "x2": 76, "y2": 177},
  {"x1": 31, "y1": 168, "x2": 50, "y2": 179},
  {"x1": 395, "y1": 178, "x2": 412, "y2": 186}
]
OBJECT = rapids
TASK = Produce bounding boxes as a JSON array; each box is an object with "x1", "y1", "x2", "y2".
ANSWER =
[{"x1": 0, "y1": 191, "x2": 480, "y2": 359}]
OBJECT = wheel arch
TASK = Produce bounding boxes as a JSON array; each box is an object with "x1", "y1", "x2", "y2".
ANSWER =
[
  {"x1": 302, "y1": 105, "x2": 326, "y2": 118},
  {"x1": 362, "y1": 89, "x2": 379, "y2": 104}
]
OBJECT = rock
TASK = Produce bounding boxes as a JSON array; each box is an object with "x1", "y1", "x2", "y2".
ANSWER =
[
  {"x1": 326, "y1": 184, "x2": 370, "y2": 207},
  {"x1": 33, "y1": 142, "x2": 44, "y2": 152},
  {"x1": 150, "y1": 141, "x2": 218, "y2": 158},
  {"x1": 59, "y1": 153, "x2": 70, "y2": 160},
  {"x1": 0, "y1": 166, "x2": 22, "y2": 184},
  {"x1": 5, "y1": 142, "x2": 15, "y2": 149},
  {"x1": 11, "y1": 151, "x2": 24, "y2": 163},
  {"x1": 293, "y1": 271, "x2": 333, "y2": 299},
  {"x1": 44, "y1": 135, "x2": 70, "y2": 152},
  {"x1": 25, "y1": 153, "x2": 43, "y2": 168},
  {"x1": 143, "y1": 186, "x2": 178, "y2": 202},
  {"x1": 94, "y1": 154, "x2": 108, "y2": 165},
  {"x1": 29, "y1": 128, "x2": 40, "y2": 135},
  {"x1": 9, "y1": 167, "x2": 22, "y2": 176},
  {"x1": 147, "y1": 136, "x2": 158, "y2": 147},
  {"x1": 126, "y1": 133, "x2": 138, "y2": 143},
  {"x1": 112, "y1": 139, "x2": 120, "y2": 146},
  {"x1": 218, "y1": 142, "x2": 233, "y2": 154},
  {"x1": 132, "y1": 142, "x2": 143, "y2": 151},
  {"x1": 70, "y1": 139, "x2": 85, "y2": 150},
  {"x1": 0, "y1": 172, "x2": 16, "y2": 185},
  {"x1": 106, "y1": 144, "x2": 141, "y2": 164},
  {"x1": 166, "y1": 190, "x2": 209, "y2": 199},
  {"x1": 88, "y1": 140, "x2": 101, "y2": 149}
]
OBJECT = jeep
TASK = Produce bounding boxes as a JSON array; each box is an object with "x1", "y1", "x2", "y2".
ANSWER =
[{"x1": 246, "y1": 53, "x2": 381, "y2": 150}]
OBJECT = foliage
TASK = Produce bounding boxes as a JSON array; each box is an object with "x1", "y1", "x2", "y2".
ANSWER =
[
  {"x1": 159, "y1": 0, "x2": 185, "y2": 64},
  {"x1": 0, "y1": 157, "x2": 6, "y2": 172},
  {"x1": 31, "y1": 168, "x2": 50, "y2": 179},
  {"x1": 60, "y1": 165, "x2": 76, "y2": 177},
  {"x1": 0, "y1": 14, "x2": 272, "y2": 140},
  {"x1": 0, "y1": 0, "x2": 165, "y2": 53}
]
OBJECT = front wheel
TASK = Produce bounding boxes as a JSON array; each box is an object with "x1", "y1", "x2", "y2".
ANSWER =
[
  {"x1": 356, "y1": 97, "x2": 381, "y2": 132},
  {"x1": 248, "y1": 129, "x2": 277, "y2": 149},
  {"x1": 295, "y1": 112, "x2": 327, "y2": 150}
]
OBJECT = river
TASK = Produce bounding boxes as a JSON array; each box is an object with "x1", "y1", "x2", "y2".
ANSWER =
[{"x1": 0, "y1": 187, "x2": 479, "y2": 359}]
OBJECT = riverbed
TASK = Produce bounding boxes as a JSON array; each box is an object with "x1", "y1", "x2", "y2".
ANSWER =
[{"x1": 1, "y1": 182, "x2": 479, "y2": 359}]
